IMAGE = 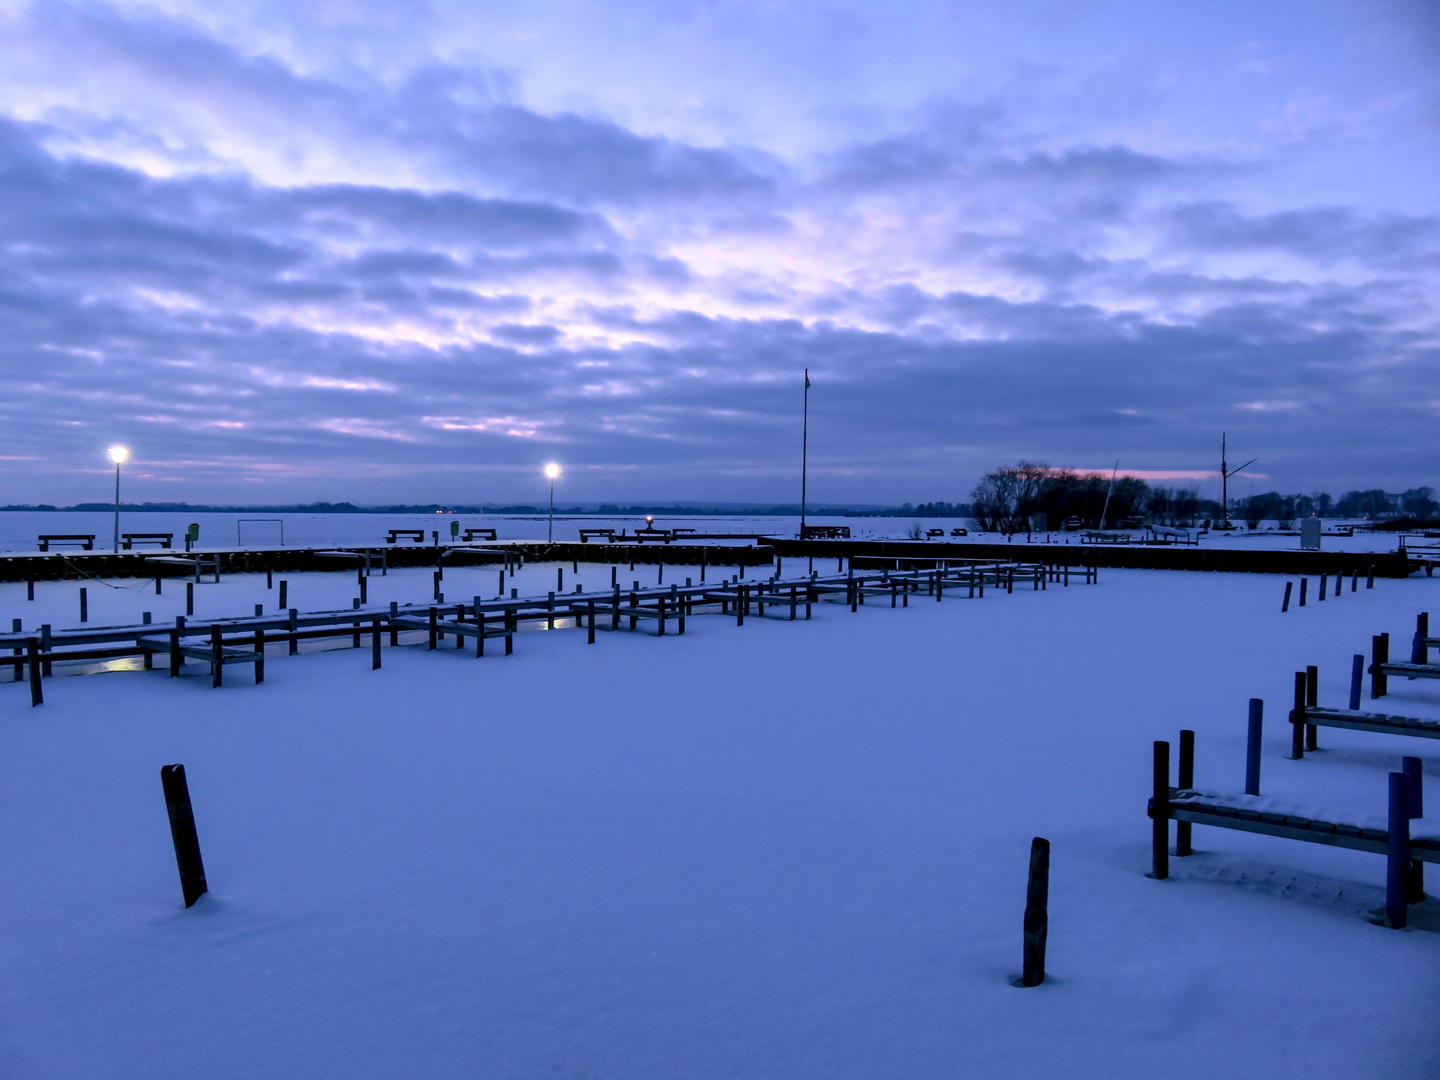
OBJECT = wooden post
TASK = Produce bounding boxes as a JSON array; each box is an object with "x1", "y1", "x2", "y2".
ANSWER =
[
  {"x1": 210, "y1": 626, "x2": 223, "y2": 688},
  {"x1": 254, "y1": 628, "x2": 264, "y2": 683},
  {"x1": 1151, "y1": 740, "x2": 1169, "y2": 879},
  {"x1": 79, "y1": 587, "x2": 87, "y2": 623},
  {"x1": 1176, "y1": 729, "x2": 1194, "y2": 856},
  {"x1": 1021, "y1": 837, "x2": 1049, "y2": 987},
  {"x1": 279, "y1": 579, "x2": 287, "y2": 610},
  {"x1": 428, "y1": 607, "x2": 437, "y2": 650},
  {"x1": 1349, "y1": 654, "x2": 1364, "y2": 711},
  {"x1": 1386, "y1": 771, "x2": 1409, "y2": 928},
  {"x1": 170, "y1": 618, "x2": 182, "y2": 676},
  {"x1": 1305, "y1": 665, "x2": 1318, "y2": 750},
  {"x1": 737, "y1": 584, "x2": 745, "y2": 626},
  {"x1": 26, "y1": 638, "x2": 41, "y2": 706},
  {"x1": 612, "y1": 584, "x2": 621, "y2": 631},
  {"x1": 1367, "y1": 565, "x2": 1374, "y2": 589},
  {"x1": 476, "y1": 609, "x2": 486, "y2": 657},
  {"x1": 390, "y1": 601, "x2": 399, "y2": 646},
  {"x1": 1245, "y1": 699, "x2": 1263, "y2": 795},
  {"x1": 288, "y1": 609, "x2": 299, "y2": 655},
  {"x1": 155, "y1": 575, "x2": 162, "y2": 595},
  {"x1": 587, "y1": 601, "x2": 595, "y2": 644},
  {"x1": 1281, "y1": 581, "x2": 1292, "y2": 612},
  {"x1": 1352, "y1": 571, "x2": 1358, "y2": 592},
  {"x1": 26, "y1": 579, "x2": 34, "y2": 601},
  {"x1": 187, "y1": 581, "x2": 195, "y2": 616},
  {"x1": 160, "y1": 764, "x2": 208, "y2": 908},
  {"x1": 1412, "y1": 612, "x2": 1429, "y2": 665},
  {"x1": 1372, "y1": 633, "x2": 1389, "y2": 699},
  {"x1": 10, "y1": 618, "x2": 20, "y2": 683},
  {"x1": 1403, "y1": 756, "x2": 1425, "y2": 902},
  {"x1": 267, "y1": 569, "x2": 273, "y2": 589},
  {"x1": 658, "y1": 597, "x2": 666, "y2": 636},
  {"x1": 1319, "y1": 574, "x2": 1327, "y2": 601},
  {"x1": 359, "y1": 570, "x2": 367, "y2": 605},
  {"x1": 372, "y1": 618, "x2": 382, "y2": 669},
  {"x1": 1289, "y1": 671, "x2": 1307, "y2": 758},
  {"x1": 40, "y1": 623, "x2": 51, "y2": 677},
  {"x1": 505, "y1": 609, "x2": 514, "y2": 654},
  {"x1": 352, "y1": 599, "x2": 362, "y2": 648},
  {"x1": 1298, "y1": 578, "x2": 1307, "y2": 607}
]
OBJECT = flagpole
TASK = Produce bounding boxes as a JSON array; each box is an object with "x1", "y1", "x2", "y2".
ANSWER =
[{"x1": 801, "y1": 369, "x2": 809, "y2": 536}]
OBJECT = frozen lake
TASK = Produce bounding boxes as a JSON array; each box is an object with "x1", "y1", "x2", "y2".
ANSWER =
[{"x1": 0, "y1": 564, "x2": 1438, "y2": 1077}]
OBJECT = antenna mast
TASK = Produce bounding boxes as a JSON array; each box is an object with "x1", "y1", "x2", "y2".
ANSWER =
[{"x1": 1219, "y1": 432, "x2": 1257, "y2": 527}]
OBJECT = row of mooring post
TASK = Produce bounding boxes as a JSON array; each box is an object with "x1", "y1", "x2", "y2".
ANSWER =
[{"x1": 1282, "y1": 568, "x2": 1373, "y2": 611}]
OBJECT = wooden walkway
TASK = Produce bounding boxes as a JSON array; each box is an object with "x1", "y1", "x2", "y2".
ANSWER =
[{"x1": 1, "y1": 560, "x2": 1091, "y2": 698}]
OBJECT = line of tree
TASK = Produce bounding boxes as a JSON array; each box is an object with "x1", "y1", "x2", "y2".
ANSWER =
[
  {"x1": 1234, "y1": 487, "x2": 1438, "y2": 528},
  {"x1": 970, "y1": 463, "x2": 1175, "y2": 532}
]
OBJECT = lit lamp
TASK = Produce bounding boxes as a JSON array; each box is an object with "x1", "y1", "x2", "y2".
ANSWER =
[
  {"x1": 545, "y1": 463, "x2": 560, "y2": 542},
  {"x1": 108, "y1": 446, "x2": 129, "y2": 553}
]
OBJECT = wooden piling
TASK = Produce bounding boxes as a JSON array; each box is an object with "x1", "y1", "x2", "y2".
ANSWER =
[
  {"x1": 79, "y1": 587, "x2": 87, "y2": 622},
  {"x1": 1349, "y1": 654, "x2": 1364, "y2": 710},
  {"x1": 372, "y1": 618, "x2": 382, "y2": 669},
  {"x1": 187, "y1": 581, "x2": 194, "y2": 616},
  {"x1": 1386, "y1": 772, "x2": 1409, "y2": 928},
  {"x1": 1281, "y1": 581, "x2": 1292, "y2": 612},
  {"x1": 279, "y1": 579, "x2": 287, "y2": 610},
  {"x1": 1290, "y1": 671, "x2": 1307, "y2": 758},
  {"x1": 1305, "y1": 666, "x2": 1319, "y2": 750},
  {"x1": 1176, "y1": 729, "x2": 1194, "y2": 856},
  {"x1": 254, "y1": 628, "x2": 265, "y2": 683},
  {"x1": 26, "y1": 638, "x2": 41, "y2": 706},
  {"x1": 210, "y1": 626, "x2": 223, "y2": 688},
  {"x1": 1151, "y1": 740, "x2": 1169, "y2": 879},
  {"x1": 160, "y1": 764, "x2": 208, "y2": 908},
  {"x1": 1021, "y1": 837, "x2": 1050, "y2": 987},
  {"x1": 288, "y1": 609, "x2": 299, "y2": 655},
  {"x1": 1372, "y1": 633, "x2": 1389, "y2": 698},
  {"x1": 1245, "y1": 699, "x2": 1263, "y2": 795}
]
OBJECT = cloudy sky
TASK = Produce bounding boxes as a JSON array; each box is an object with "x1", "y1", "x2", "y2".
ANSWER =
[{"x1": 1, "y1": 0, "x2": 1437, "y2": 506}]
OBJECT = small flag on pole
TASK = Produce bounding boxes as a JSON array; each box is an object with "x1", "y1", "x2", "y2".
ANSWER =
[{"x1": 805, "y1": 372, "x2": 811, "y2": 389}]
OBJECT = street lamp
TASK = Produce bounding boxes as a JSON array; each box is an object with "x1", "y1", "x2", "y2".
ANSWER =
[
  {"x1": 545, "y1": 463, "x2": 560, "y2": 542},
  {"x1": 108, "y1": 446, "x2": 129, "y2": 553}
]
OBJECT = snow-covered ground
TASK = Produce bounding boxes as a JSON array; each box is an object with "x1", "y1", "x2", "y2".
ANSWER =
[
  {"x1": 0, "y1": 510, "x2": 1423, "y2": 554},
  {"x1": 1, "y1": 567, "x2": 1438, "y2": 1078}
]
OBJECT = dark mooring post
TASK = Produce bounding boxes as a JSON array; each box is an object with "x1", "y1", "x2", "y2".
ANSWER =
[
  {"x1": 1412, "y1": 612, "x2": 1429, "y2": 665},
  {"x1": 1151, "y1": 741, "x2": 1170, "y2": 879},
  {"x1": 210, "y1": 626, "x2": 223, "y2": 688},
  {"x1": 1349, "y1": 654, "x2": 1365, "y2": 710},
  {"x1": 187, "y1": 581, "x2": 195, "y2": 616},
  {"x1": 160, "y1": 764, "x2": 208, "y2": 908},
  {"x1": 1021, "y1": 837, "x2": 1050, "y2": 987},
  {"x1": 155, "y1": 575, "x2": 162, "y2": 595},
  {"x1": 372, "y1": 618, "x2": 382, "y2": 670},
  {"x1": 1290, "y1": 671, "x2": 1307, "y2": 759},
  {"x1": 1403, "y1": 756, "x2": 1425, "y2": 903},
  {"x1": 1305, "y1": 665, "x2": 1319, "y2": 751},
  {"x1": 26, "y1": 638, "x2": 41, "y2": 706},
  {"x1": 278, "y1": 579, "x2": 288, "y2": 610},
  {"x1": 1386, "y1": 771, "x2": 1410, "y2": 929},
  {"x1": 1245, "y1": 699, "x2": 1263, "y2": 795},
  {"x1": 1281, "y1": 581, "x2": 1292, "y2": 612},
  {"x1": 1176, "y1": 730, "x2": 1194, "y2": 856},
  {"x1": 1299, "y1": 578, "x2": 1307, "y2": 607},
  {"x1": 79, "y1": 587, "x2": 87, "y2": 623},
  {"x1": 267, "y1": 568, "x2": 273, "y2": 589},
  {"x1": 1372, "y1": 633, "x2": 1389, "y2": 699},
  {"x1": 359, "y1": 568, "x2": 367, "y2": 605}
]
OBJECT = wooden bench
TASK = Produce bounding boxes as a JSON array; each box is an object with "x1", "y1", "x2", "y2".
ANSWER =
[
  {"x1": 121, "y1": 533, "x2": 173, "y2": 549},
  {"x1": 38, "y1": 534, "x2": 94, "y2": 551},
  {"x1": 800, "y1": 525, "x2": 850, "y2": 539},
  {"x1": 462, "y1": 528, "x2": 497, "y2": 542},
  {"x1": 578, "y1": 528, "x2": 615, "y2": 543},
  {"x1": 926, "y1": 528, "x2": 945, "y2": 538},
  {"x1": 950, "y1": 528, "x2": 968, "y2": 537},
  {"x1": 386, "y1": 529, "x2": 426, "y2": 544}
]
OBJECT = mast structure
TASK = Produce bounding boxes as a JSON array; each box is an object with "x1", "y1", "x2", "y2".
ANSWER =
[
  {"x1": 1219, "y1": 432, "x2": 1257, "y2": 526},
  {"x1": 800, "y1": 369, "x2": 809, "y2": 535}
]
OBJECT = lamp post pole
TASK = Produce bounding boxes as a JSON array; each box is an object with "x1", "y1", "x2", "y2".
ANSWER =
[
  {"x1": 801, "y1": 369, "x2": 810, "y2": 537},
  {"x1": 108, "y1": 447, "x2": 129, "y2": 553},
  {"x1": 545, "y1": 464, "x2": 560, "y2": 543}
]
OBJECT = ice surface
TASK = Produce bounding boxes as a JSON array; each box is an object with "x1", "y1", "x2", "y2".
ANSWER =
[{"x1": 0, "y1": 567, "x2": 1437, "y2": 1078}]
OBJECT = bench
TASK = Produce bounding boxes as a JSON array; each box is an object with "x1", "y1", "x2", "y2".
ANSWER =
[
  {"x1": 38, "y1": 534, "x2": 95, "y2": 551},
  {"x1": 578, "y1": 529, "x2": 615, "y2": 543},
  {"x1": 632, "y1": 528, "x2": 672, "y2": 543},
  {"x1": 121, "y1": 533, "x2": 173, "y2": 549},
  {"x1": 950, "y1": 528, "x2": 968, "y2": 537},
  {"x1": 462, "y1": 528, "x2": 497, "y2": 542},
  {"x1": 800, "y1": 525, "x2": 850, "y2": 539},
  {"x1": 1149, "y1": 733, "x2": 1434, "y2": 927},
  {"x1": 386, "y1": 529, "x2": 426, "y2": 544},
  {"x1": 926, "y1": 528, "x2": 945, "y2": 538}
]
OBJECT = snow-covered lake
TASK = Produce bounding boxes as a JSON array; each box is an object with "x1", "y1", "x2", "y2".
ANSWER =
[{"x1": 1, "y1": 564, "x2": 1437, "y2": 1077}]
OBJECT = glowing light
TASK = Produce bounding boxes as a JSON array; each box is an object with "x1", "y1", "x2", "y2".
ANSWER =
[
  {"x1": 545, "y1": 463, "x2": 560, "y2": 479},
  {"x1": 108, "y1": 446, "x2": 129, "y2": 464}
]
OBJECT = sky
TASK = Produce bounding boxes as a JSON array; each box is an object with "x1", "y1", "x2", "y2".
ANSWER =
[{"x1": 0, "y1": 0, "x2": 1437, "y2": 507}]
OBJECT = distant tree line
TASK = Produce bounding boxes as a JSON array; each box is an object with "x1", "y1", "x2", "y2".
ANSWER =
[
  {"x1": 969, "y1": 463, "x2": 1168, "y2": 532},
  {"x1": 967, "y1": 463, "x2": 1440, "y2": 532}
]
